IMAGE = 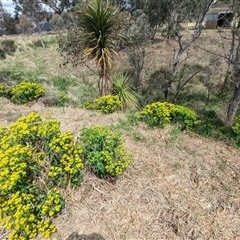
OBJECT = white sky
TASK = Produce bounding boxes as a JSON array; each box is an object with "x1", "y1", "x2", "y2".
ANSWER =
[
  {"x1": 2, "y1": 0, "x2": 15, "y2": 15},
  {"x1": 2, "y1": 0, "x2": 52, "y2": 16}
]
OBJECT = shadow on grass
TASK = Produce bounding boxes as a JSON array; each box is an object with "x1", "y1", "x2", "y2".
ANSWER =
[
  {"x1": 66, "y1": 232, "x2": 105, "y2": 240},
  {"x1": 194, "y1": 109, "x2": 237, "y2": 146}
]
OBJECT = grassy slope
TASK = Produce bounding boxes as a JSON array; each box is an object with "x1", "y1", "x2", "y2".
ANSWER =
[{"x1": 0, "y1": 32, "x2": 239, "y2": 240}]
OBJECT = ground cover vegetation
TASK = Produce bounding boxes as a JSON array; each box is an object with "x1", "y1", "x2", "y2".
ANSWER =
[{"x1": 0, "y1": 0, "x2": 240, "y2": 239}]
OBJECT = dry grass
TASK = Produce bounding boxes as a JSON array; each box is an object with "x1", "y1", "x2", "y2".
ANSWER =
[
  {"x1": 0, "y1": 97, "x2": 239, "y2": 240},
  {"x1": 0, "y1": 30, "x2": 240, "y2": 240}
]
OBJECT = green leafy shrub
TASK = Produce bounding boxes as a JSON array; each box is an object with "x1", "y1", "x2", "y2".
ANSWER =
[
  {"x1": 79, "y1": 126, "x2": 133, "y2": 178},
  {"x1": 0, "y1": 48, "x2": 6, "y2": 59},
  {"x1": 136, "y1": 102, "x2": 171, "y2": 128},
  {"x1": 136, "y1": 102, "x2": 200, "y2": 129},
  {"x1": 84, "y1": 95, "x2": 122, "y2": 114},
  {"x1": 0, "y1": 39, "x2": 17, "y2": 55},
  {"x1": 232, "y1": 115, "x2": 240, "y2": 146},
  {"x1": 168, "y1": 103, "x2": 200, "y2": 129},
  {"x1": 56, "y1": 92, "x2": 71, "y2": 107},
  {"x1": 10, "y1": 81, "x2": 45, "y2": 104},
  {"x1": 0, "y1": 112, "x2": 84, "y2": 239},
  {"x1": 0, "y1": 83, "x2": 7, "y2": 97},
  {"x1": 0, "y1": 83, "x2": 11, "y2": 98}
]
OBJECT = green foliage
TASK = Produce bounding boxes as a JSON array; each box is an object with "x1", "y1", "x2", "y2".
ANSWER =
[
  {"x1": 84, "y1": 95, "x2": 122, "y2": 114},
  {"x1": 56, "y1": 92, "x2": 71, "y2": 107},
  {"x1": 136, "y1": 102, "x2": 171, "y2": 128},
  {"x1": 0, "y1": 112, "x2": 84, "y2": 239},
  {"x1": 10, "y1": 81, "x2": 45, "y2": 104},
  {"x1": 169, "y1": 103, "x2": 201, "y2": 129},
  {"x1": 79, "y1": 126, "x2": 133, "y2": 178},
  {"x1": 0, "y1": 48, "x2": 6, "y2": 59},
  {"x1": 52, "y1": 76, "x2": 78, "y2": 92},
  {"x1": 0, "y1": 83, "x2": 11, "y2": 98},
  {"x1": 136, "y1": 102, "x2": 200, "y2": 129},
  {"x1": 112, "y1": 73, "x2": 139, "y2": 110},
  {"x1": 28, "y1": 38, "x2": 57, "y2": 49},
  {"x1": 0, "y1": 39, "x2": 17, "y2": 55},
  {"x1": 232, "y1": 115, "x2": 240, "y2": 146}
]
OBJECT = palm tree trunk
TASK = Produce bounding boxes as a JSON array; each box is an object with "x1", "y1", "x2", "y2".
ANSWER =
[{"x1": 99, "y1": 64, "x2": 112, "y2": 96}]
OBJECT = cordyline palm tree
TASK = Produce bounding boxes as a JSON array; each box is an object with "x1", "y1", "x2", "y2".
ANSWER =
[{"x1": 75, "y1": 0, "x2": 121, "y2": 96}]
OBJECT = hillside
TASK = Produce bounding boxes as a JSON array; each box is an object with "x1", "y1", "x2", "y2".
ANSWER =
[
  {"x1": 0, "y1": 31, "x2": 240, "y2": 240},
  {"x1": 0, "y1": 97, "x2": 239, "y2": 240}
]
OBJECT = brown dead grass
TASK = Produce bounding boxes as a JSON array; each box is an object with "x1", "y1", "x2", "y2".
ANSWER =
[
  {"x1": 0, "y1": 29, "x2": 239, "y2": 240},
  {"x1": 0, "y1": 97, "x2": 239, "y2": 240}
]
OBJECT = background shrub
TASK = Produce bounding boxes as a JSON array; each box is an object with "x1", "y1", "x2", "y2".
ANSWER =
[
  {"x1": 167, "y1": 103, "x2": 200, "y2": 129},
  {"x1": 10, "y1": 81, "x2": 45, "y2": 104},
  {"x1": 79, "y1": 126, "x2": 133, "y2": 178},
  {"x1": 0, "y1": 39, "x2": 17, "y2": 55},
  {"x1": 136, "y1": 102, "x2": 171, "y2": 128},
  {"x1": 136, "y1": 102, "x2": 200, "y2": 129},
  {"x1": 0, "y1": 48, "x2": 6, "y2": 59},
  {"x1": 84, "y1": 95, "x2": 121, "y2": 114},
  {"x1": 55, "y1": 92, "x2": 71, "y2": 107},
  {"x1": 0, "y1": 113, "x2": 84, "y2": 239},
  {"x1": 0, "y1": 83, "x2": 11, "y2": 98}
]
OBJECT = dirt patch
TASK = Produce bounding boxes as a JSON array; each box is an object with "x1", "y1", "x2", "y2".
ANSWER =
[{"x1": 0, "y1": 99, "x2": 239, "y2": 240}]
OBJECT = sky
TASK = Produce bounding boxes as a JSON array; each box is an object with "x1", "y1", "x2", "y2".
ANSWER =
[
  {"x1": 1, "y1": 0, "x2": 52, "y2": 16},
  {"x1": 2, "y1": 0, "x2": 15, "y2": 15}
]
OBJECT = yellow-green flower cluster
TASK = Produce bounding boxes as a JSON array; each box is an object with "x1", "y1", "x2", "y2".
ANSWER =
[
  {"x1": 48, "y1": 131, "x2": 84, "y2": 188},
  {"x1": 0, "y1": 112, "x2": 132, "y2": 239},
  {"x1": 9, "y1": 112, "x2": 60, "y2": 144},
  {"x1": 39, "y1": 188, "x2": 64, "y2": 217},
  {"x1": 0, "y1": 191, "x2": 38, "y2": 239},
  {"x1": 10, "y1": 81, "x2": 45, "y2": 104},
  {"x1": 37, "y1": 219, "x2": 57, "y2": 238},
  {"x1": 0, "y1": 112, "x2": 84, "y2": 239},
  {"x1": 84, "y1": 95, "x2": 122, "y2": 114},
  {"x1": 168, "y1": 103, "x2": 200, "y2": 129},
  {"x1": 79, "y1": 126, "x2": 133, "y2": 178},
  {"x1": 136, "y1": 102, "x2": 200, "y2": 129},
  {"x1": 136, "y1": 102, "x2": 171, "y2": 128},
  {"x1": 0, "y1": 145, "x2": 31, "y2": 192}
]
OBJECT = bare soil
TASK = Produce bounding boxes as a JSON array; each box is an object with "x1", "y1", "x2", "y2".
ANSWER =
[{"x1": 0, "y1": 97, "x2": 239, "y2": 240}]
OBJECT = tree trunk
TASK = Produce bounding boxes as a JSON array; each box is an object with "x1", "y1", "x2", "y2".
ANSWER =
[
  {"x1": 226, "y1": 73, "x2": 240, "y2": 127},
  {"x1": 225, "y1": 37, "x2": 240, "y2": 127},
  {"x1": 99, "y1": 64, "x2": 112, "y2": 96}
]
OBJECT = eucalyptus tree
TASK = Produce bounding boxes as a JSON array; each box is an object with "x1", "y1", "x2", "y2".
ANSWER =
[
  {"x1": 42, "y1": 0, "x2": 77, "y2": 15},
  {"x1": 13, "y1": 0, "x2": 48, "y2": 46},
  {"x1": 161, "y1": 0, "x2": 216, "y2": 100},
  {"x1": 224, "y1": 0, "x2": 240, "y2": 126}
]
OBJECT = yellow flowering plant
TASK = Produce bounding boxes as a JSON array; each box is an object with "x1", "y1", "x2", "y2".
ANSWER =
[
  {"x1": 84, "y1": 95, "x2": 122, "y2": 114},
  {"x1": 0, "y1": 112, "x2": 84, "y2": 239},
  {"x1": 136, "y1": 102, "x2": 200, "y2": 129},
  {"x1": 79, "y1": 126, "x2": 133, "y2": 178},
  {"x1": 10, "y1": 81, "x2": 45, "y2": 104}
]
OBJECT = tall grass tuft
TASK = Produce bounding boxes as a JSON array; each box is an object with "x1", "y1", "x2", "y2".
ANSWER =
[{"x1": 112, "y1": 73, "x2": 139, "y2": 110}]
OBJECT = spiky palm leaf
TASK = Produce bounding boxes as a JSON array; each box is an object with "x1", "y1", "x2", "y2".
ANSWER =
[{"x1": 113, "y1": 73, "x2": 139, "y2": 110}]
